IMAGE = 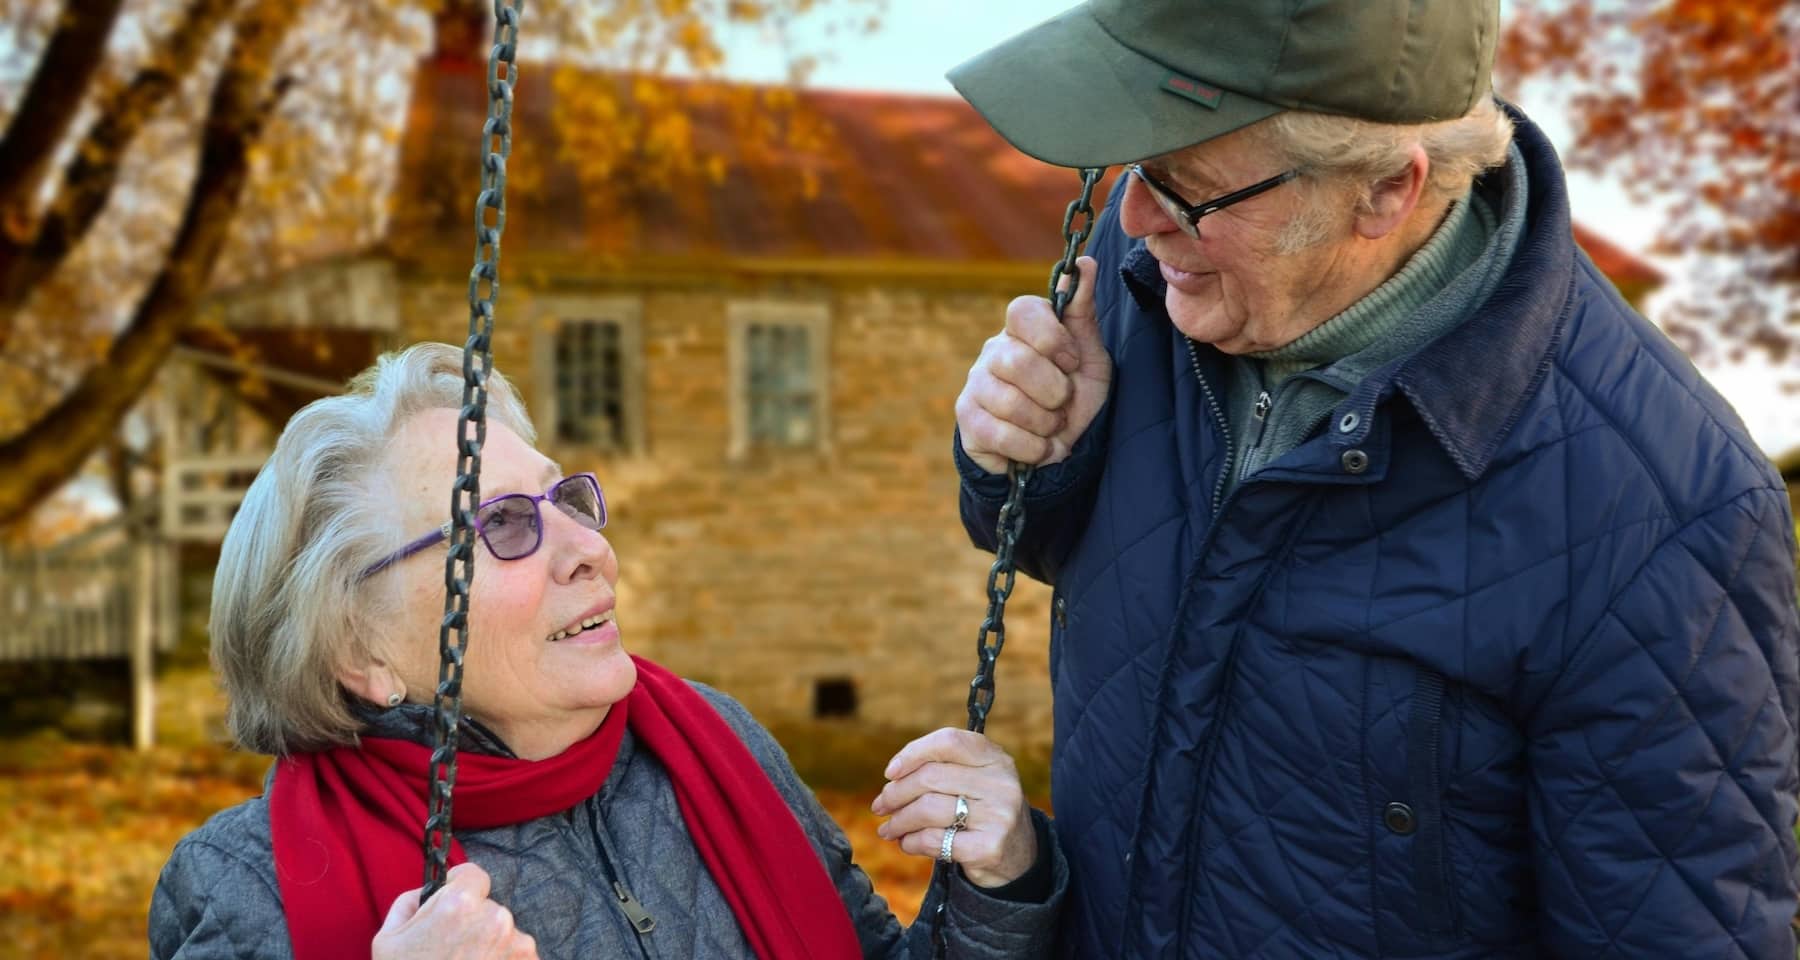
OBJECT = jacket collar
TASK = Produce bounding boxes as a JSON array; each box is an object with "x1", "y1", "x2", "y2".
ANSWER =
[
  {"x1": 1121, "y1": 103, "x2": 1574, "y2": 483},
  {"x1": 1389, "y1": 104, "x2": 1572, "y2": 481}
]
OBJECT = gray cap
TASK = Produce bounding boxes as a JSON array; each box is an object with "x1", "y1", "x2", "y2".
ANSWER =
[{"x1": 948, "y1": 0, "x2": 1499, "y2": 167}]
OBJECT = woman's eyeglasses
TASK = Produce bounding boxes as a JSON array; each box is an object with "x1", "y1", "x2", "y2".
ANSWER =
[{"x1": 360, "y1": 473, "x2": 607, "y2": 579}]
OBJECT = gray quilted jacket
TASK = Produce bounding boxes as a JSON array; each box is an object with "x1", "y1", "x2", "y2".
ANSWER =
[{"x1": 149, "y1": 683, "x2": 1065, "y2": 959}]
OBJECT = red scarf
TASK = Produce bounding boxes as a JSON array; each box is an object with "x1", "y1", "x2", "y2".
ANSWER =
[{"x1": 269, "y1": 656, "x2": 862, "y2": 960}]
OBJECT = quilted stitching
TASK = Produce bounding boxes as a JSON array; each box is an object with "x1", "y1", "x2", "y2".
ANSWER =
[
  {"x1": 958, "y1": 110, "x2": 1800, "y2": 958},
  {"x1": 148, "y1": 685, "x2": 1069, "y2": 959}
]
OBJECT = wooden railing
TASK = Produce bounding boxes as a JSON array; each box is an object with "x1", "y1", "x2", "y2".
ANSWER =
[{"x1": 0, "y1": 510, "x2": 175, "y2": 748}]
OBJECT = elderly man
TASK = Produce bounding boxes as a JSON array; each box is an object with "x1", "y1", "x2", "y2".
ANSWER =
[{"x1": 948, "y1": 1, "x2": 1800, "y2": 957}]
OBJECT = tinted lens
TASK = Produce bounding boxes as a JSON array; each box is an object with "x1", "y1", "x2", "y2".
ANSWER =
[
  {"x1": 551, "y1": 474, "x2": 606, "y2": 530},
  {"x1": 1133, "y1": 168, "x2": 1198, "y2": 239},
  {"x1": 476, "y1": 495, "x2": 542, "y2": 559}
]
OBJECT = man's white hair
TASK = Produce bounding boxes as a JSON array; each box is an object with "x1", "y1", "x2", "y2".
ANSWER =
[
  {"x1": 1258, "y1": 96, "x2": 1516, "y2": 253},
  {"x1": 210, "y1": 342, "x2": 535, "y2": 755}
]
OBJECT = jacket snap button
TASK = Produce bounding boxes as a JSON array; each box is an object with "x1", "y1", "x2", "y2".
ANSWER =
[
  {"x1": 1053, "y1": 597, "x2": 1067, "y2": 629},
  {"x1": 1341, "y1": 449, "x2": 1370, "y2": 474},
  {"x1": 1384, "y1": 801, "x2": 1416, "y2": 835}
]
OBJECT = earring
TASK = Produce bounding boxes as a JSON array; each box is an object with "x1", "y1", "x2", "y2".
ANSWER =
[{"x1": 387, "y1": 691, "x2": 404, "y2": 707}]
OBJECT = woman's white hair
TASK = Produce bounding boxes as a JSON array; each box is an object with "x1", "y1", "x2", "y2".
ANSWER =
[
  {"x1": 210, "y1": 342, "x2": 535, "y2": 755},
  {"x1": 1256, "y1": 96, "x2": 1515, "y2": 253}
]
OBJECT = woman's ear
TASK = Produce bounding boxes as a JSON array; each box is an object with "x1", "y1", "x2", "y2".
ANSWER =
[
  {"x1": 1355, "y1": 142, "x2": 1431, "y2": 241},
  {"x1": 336, "y1": 648, "x2": 403, "y2": 707}
]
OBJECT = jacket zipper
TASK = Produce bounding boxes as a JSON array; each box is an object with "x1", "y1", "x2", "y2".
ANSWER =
[
  {"x1": 1241, "y1": 389, "x2": 1272, "y2": 483},
  {"x1": 1407, "y1": 669, "x2": 1456, "y2": 935},
  {"x1": 586, "y1": 802, "x2": 660, "y2": 957},
  {"x1": 1185, "y1": 337, "x2": 1235, "y2": 516}
]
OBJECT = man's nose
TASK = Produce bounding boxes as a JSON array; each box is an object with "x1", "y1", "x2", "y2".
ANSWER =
[{"x1": 1119, "y1": 173, "x2": 1180, "y2": 239}]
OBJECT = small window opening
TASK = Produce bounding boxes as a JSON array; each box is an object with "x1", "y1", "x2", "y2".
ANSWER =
[{"x1": 813, "y1": 678, "x2": 858, "y2": 719}]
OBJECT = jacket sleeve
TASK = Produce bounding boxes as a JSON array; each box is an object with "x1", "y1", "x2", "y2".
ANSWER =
[
  {"x1": 955, "y1": 178, "x2": 1128, "y2": 587},
  {"x1": 149, "y1": 834, "x2": 292, "y2": 960},
  {"x1": 955, "y1": 414, "x2": 1110, "y2": 587},
  {"x1": 1526, "y1": 485, "x2": 1800, "y2": 957}
]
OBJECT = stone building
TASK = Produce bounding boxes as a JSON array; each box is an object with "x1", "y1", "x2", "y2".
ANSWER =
[
  {"x1": 176, "y1": 13, "x2": 1667, "y2": 758},
  {"x1": 191, "y1": 17, "x2": 1122, "y2": 753}
]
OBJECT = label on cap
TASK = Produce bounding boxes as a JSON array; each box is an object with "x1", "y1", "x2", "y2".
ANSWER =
[{"x1": 1161, "y1": 72, "x2": 1223, "y2": 110}]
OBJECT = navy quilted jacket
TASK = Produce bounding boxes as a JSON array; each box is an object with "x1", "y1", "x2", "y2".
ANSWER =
[{"x1": 957, "y1": 107, "x2": 1800, "y2": 958}]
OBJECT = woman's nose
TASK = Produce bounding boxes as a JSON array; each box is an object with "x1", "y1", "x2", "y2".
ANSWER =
[{"x1": 545, "y1": 506, "x2": 616, "y2": 584}]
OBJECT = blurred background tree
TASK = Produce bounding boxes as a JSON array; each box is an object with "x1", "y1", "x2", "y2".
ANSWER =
[
  {"x1": 0, "y1": 0, "x2": 878, "y2": 534},
  {"x1": 1500, "y1": 0, "x2": 1799, "y2": 363}
]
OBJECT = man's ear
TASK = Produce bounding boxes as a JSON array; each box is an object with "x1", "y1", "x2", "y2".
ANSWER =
[{"x1": 1355, "y1": 142, "x2": 1430, "y2": 241}]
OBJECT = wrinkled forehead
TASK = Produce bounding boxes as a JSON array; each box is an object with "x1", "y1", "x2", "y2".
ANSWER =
[
  {"x1": 382, "y1": 408, "x2": 561, "y2": 516},
  {"x1": 1139, "y1": 123, "x2": 1278, "y2": 190}
]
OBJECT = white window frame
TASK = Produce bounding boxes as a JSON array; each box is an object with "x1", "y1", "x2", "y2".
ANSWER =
[
  {"x1": 531, "y1": 295, "x2": 646, "y2": 455},
  {"x1": 726, "y1": 299, "x2": 831, "y2": 459}
]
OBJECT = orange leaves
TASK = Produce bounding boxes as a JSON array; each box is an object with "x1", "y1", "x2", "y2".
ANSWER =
[
  {"x1": 817, "y1": 789, "x2": 934, "y2": 923},
  {"x1": 0, "y1": 733, "x2": 940, "y2": 950},
  {"x1": 1501, "y1": 0, "x2": 1799, "y2": 289},
  {"x1": 0, "y1": 735, "x2": 270, "y2": 959}
]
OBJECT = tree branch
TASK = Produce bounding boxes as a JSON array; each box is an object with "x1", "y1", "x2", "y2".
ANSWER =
[
  {"x1": 0, "y1": 0, "x2": 127, "y2": 241},
  {"x1": 0, "y1": 0, "x2": 300, "y2": 525},
  {"x1": 0, "y1": 0, "x2": 240, "y2": 326}
]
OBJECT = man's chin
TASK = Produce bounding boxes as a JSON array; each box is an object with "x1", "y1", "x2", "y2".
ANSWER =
[{"x1": 1165, "y1": 292, "x2": 1242, "y2": 351}]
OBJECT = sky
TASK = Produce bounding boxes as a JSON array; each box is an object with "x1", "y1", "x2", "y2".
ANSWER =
[
  {"x1": 715, "y1": 2, "x2": 1800, "y2": 458},
  {"x1": 715, "y1": 2, "x2": 1666, "y2": 250}
]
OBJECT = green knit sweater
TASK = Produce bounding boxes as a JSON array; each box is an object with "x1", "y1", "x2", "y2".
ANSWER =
[{"x1": 1220, "y1": 147, "x2": 1528, "y2": 496}]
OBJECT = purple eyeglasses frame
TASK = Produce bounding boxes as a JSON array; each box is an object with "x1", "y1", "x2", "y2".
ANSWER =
[{"x1": 359, "y1": 472, "x2": 607, "y2": 580}]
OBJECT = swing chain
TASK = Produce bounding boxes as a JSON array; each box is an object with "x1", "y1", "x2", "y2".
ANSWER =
[
  {"x1": 422, "y1": 0, "x2": 524, "y2": 903},
  {"x1": 964, "y1": 165, "x2": 1101, "y2": 737},
  {"x1": 929, "y1": 165, "x2": 1104, "y2": 957}
]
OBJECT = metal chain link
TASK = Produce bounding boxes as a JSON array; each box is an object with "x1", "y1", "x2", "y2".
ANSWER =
[
  {"x1": 930, "y1": 165, "x2": 1104, "y2": 956},
  {"x1": 422, "y1": 0, "x2": 523, "y2": 903}
]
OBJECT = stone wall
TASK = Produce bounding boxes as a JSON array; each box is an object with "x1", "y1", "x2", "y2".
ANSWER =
[{"x1": 398, "y1": 272, "x2": 1057, "y2": 754}]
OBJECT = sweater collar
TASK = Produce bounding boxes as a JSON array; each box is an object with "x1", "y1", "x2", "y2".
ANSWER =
[{"x1": 1122, "y1": 102, "x2": 1574, "y2": 483}]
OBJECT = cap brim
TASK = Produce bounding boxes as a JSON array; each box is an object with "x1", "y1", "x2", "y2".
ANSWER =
[{"x1": 947, "y1": 6, "x2": 1284, "y2": 168}]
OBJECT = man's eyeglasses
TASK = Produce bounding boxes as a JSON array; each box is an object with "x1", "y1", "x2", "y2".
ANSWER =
[
  {"x1": 360, "y1": 473, "x2": 607, "y2": 579},
  {"x1": 1129, "y1": 164, "x2": 1301, "y2": 240}
]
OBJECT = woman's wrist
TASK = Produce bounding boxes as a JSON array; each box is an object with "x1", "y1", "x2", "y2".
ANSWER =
[{"x1": 966, "y1": 812, "x2": 1053, "y2": 903}]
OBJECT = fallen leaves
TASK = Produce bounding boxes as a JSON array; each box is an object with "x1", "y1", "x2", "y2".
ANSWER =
[{"x1": 0, "y1": 734, "x2": 937, "y2": 958}]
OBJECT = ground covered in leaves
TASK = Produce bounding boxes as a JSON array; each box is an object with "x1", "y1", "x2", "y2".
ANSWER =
[{"x1": 0, "y1": 737, "x2": 939, "y2": 959}]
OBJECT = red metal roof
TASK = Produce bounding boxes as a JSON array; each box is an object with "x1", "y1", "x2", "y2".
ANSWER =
[
  {"x1": 1571, "y1": 222, "x2": 1664, "y2": 287},
  {"x1": 389, "y1": 60, "x2": 1660, "y2": 290},
  {"x1": 390, "y1": 64, "x2": 1122, "y2": 266}
]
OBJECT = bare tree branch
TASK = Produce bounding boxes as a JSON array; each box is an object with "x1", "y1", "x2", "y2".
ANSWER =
[
  {"x1": 0, "y1": 0, "x2": 301, "y2": 524},
  {"x1": 0, "y1": 0, "x2": 240, "y2": 326},
  {"x1": 0, "y1": 0, "x2": 127, "y2": 239}
]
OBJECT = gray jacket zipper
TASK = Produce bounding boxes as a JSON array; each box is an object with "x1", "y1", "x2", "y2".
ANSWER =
[
  {"x1": 586, "y1": 801, "x2": 660, "y2": 958},
  {"x1": 1240, "y1": 389, "x2": 1272, "y2": 483}
]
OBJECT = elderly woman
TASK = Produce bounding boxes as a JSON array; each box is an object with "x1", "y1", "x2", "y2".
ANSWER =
[{"x1": 150, "y1": 342, "x2": 1064, "y2": 959}]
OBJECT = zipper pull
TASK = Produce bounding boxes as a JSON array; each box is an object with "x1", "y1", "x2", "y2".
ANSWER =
[
  {"x1": 613, "y1": 880, "x2": 657, "y2": 934},
  {"x1": 1253, "y1": 391, "x2": 1272, "y2": 420}
]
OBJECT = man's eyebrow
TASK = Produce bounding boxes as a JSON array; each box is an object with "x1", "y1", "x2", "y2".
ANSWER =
[
  {"x1": 538, "y1": 462, "x2": 563, "y2": 486},
  {"x1": 1145, "y1": 157, "x2": 1219, "y2": 196}
]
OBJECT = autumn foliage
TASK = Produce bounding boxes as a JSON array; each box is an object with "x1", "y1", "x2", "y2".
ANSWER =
[
  {"x1": 0, "y1": 0, "x2": 876, "y2": 534},
  {"x1": 1500, "y1": 0, "x2": 1799, "y2": 357},
  {"x1": 0, "y1": 664, "x2": 941, "y2": 959}
]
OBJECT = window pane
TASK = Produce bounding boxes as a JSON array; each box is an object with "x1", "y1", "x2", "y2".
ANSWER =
[
  {"x1": 554, "y1": 319, "x2": 625, "y2": 447},
  {"x1": 744, "y1": 321, "x2": 817, "y2": 447}
]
